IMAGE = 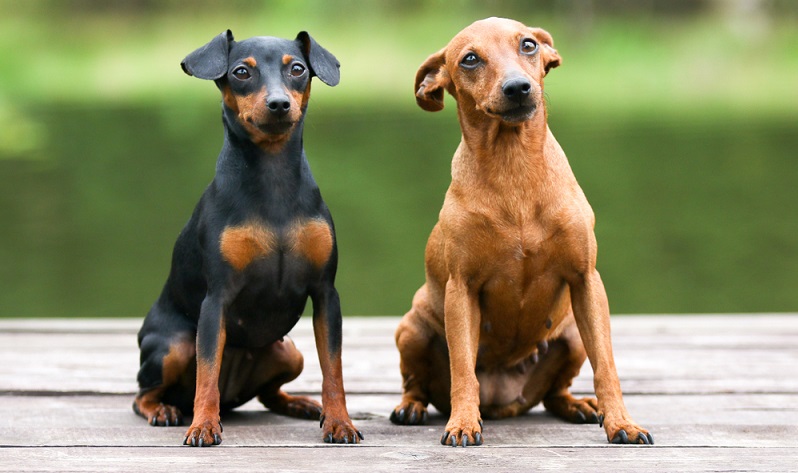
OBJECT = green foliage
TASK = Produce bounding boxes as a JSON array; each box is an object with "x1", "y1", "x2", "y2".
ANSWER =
[
  {"x1": 0, "y1": 2, "x2": 796, "y2": 316},
  {"x1": 1, "y1": 1, "x2": 796, "y2": 115}
]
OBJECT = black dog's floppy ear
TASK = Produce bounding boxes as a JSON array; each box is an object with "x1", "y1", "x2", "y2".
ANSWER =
[
  {"x1": 181, "y1": 30, "x2": 234, "y2": 80},
  {"x1": 295, "y1": 31, "x2": 340, "y2": 86}
]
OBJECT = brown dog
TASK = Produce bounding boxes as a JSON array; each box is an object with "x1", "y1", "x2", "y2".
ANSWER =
[{"x1": 390, "y1": 18, "x2": 652, "y2": 447}]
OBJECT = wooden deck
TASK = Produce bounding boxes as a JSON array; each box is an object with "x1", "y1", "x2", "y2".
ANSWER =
[{"x1": 1, "y1": 315, "x2": 797, "y2": 472}]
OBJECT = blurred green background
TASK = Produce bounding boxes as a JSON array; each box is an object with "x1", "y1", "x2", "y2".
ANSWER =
[{"x1": 0, "y1": 0, "x2": 796, "y2": 318}]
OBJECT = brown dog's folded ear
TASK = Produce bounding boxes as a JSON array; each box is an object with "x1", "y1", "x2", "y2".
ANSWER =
[
  {"x1": 181, "y1": 30, "x2": 234, "y2": 80},
  {"x1": 295, "y1": 32, "x2": 340, "y2": 87},
  {"x1": 530, "y1": 28, "x2": 562, "y2": 76},
  {"x1": 414, "y1": 49, "x2": 449, "y2": 112}
]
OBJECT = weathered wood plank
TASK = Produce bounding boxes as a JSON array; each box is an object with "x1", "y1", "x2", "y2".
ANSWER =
[
  {"x1": 1, "y1": 393, "x2": 796, "y2": 448},
  {"x1": 1, "y1": 446, "x2": 797, "y2": 473},
  {"x1": 2, "y1": 316, "x2": 797, "y2": 395},
  {"x1": 0, "y1": 315, "x2": 797, "y2": 472},
  {"x1": 2, "y1": 313, "x2": 795, "y2": 335},
  {"x1": 2, "y1": 336, "x2": 795, "y2": 395}
]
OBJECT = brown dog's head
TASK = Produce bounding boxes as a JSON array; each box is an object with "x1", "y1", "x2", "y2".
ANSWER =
[{"x1": 414, "y1": 17, "x2": 561, "y2": 124}]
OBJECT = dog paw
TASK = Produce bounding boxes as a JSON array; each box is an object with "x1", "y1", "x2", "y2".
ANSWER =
[
  {"x1": 603, "y1": 417, "x2": 654, "y2": 445},
  {"x1": 183, "y1": 418, "x2": 223, "y2": 447},
  {"x1": 320, "y1": 415, "x2": 363, "y2": 444},
  {"x1": 261, "y1": 392, "x2": 322, "y2": 420},
  {"x1": 133, "y1": 400, "x2": 183, "y2": 427},
  {"x1": 280, "y1": 395, "x2": 323, "y2": 420},
  {"x1": 441, "y1": 413, "x2": 483, "y2": 447},
  {"x1": 390, "y1": 400, "x2": 428, "y2": 425},
  {"x1": 544, "y1": 394, "x2": 600, "y2": 424}
]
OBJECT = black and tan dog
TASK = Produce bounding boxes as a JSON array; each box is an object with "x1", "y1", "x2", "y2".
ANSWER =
[
  {"x1": 133, "y1": 30, "x2": 362, "y2": 447},
  {"x1": 390, "y1": 18, "x2": 652, "y2": 447}
]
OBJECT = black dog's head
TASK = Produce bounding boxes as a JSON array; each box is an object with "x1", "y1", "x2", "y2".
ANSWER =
[{"x1": 182, "y1": 30, "x2": 339, "y2": 152}]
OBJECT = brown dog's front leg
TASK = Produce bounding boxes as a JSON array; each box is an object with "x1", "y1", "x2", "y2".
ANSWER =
[
  {"x1": 570, "y1": 269, "x2": 653, "y2": 445},
  {"x1": 442, "y1": 277, "x2": 483, "y2": 447},
  {"x1": 183, "y1": 297, "x2": 226, "y2": 447},
  {"x1": 312, "y1": 287, "x2": 363, "y2": 444}
]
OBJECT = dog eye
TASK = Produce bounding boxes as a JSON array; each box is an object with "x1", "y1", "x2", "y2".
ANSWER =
[
  {"x1": 232, "y1": 67, "x2": 250, "y2": 80},
  {"x1": 460, "y1": 52, "x2": 480, "y2": 69},
  {"x1": 520, "y1": 39, "x2": 538, "y2": 55},
  {"x1": 290, "y1": 63, "x2": 306, "y2": 77}
]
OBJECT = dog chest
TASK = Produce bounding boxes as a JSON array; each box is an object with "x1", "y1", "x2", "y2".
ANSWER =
[
  {"x1": 219, "y1": 223, "x2": 278, "y2": 271},
  {"x1": 219, "y1": 218, "x2": 333, "y2": 271}
]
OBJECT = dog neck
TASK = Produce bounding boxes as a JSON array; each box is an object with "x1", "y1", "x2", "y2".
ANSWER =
[
  {"x1": 220, "y1": 102, "x2": 307, "y2": 154},
  {"x1": 451, "y1": 101, "x2": 551, "y2": 190},
  {"x1": 215, "y1": 118, "x2": 309, "y2": 196}
]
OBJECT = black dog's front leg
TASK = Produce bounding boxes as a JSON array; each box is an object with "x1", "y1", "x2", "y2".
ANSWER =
[
  {"x1": 183, "y1": 295, "x2": 226, "y2": 447},
  {"x1": 312, "y1": 286, "x2": 363, "y2": 444}
]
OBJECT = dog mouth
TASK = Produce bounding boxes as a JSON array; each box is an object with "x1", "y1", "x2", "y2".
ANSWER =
[
  {"x1": 495, "y1": 104, "x2": 537, "y2": 123},
  {"x1": 255, "y1": 120, "x2": 295, "y2": 135},
  {"x1": 484, "y1": 102, "x2": 537, "y2": 123}
]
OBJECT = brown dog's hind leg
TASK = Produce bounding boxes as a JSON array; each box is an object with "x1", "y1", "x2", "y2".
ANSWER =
[
  {"x1": 540, "y1": 320, "x2": 601, "y2": 424},
  {"x1": 479, "y1": 317, "x2": 599, "y2": 424},
  {"x1": 391, "y1": 285, "x2": 449, "y2": 425},
  {"x1": 255, "y1": 338, "x2": 322, "y2": 420}
]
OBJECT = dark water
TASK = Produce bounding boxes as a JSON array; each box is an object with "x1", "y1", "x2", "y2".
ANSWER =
[{"x1": 1, "y1": 103, "x2": 796, "y2": 317}]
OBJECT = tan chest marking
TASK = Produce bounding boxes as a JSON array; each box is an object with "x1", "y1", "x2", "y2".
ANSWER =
[
  {"x1": 289, "y1": 219, "x2": 334, "y2": 269},
  {"x1": 220, "y1": 223, "x2": 278, "y2": 271},
  {"x1": 220, "y1": 219, "x2": 333, "y2": 271}
]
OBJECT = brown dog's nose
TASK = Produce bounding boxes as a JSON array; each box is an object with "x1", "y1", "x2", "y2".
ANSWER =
[
  {"x1": 502, "y1": 77, "x2": 532, "y2": 103},
  {"x1": 267, "y1": 95, "x2": 291, "y2": 117}
]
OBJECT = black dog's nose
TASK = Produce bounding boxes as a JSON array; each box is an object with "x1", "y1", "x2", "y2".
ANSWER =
[
  {"x1": 267, "y1": 96, "x2": 291, "y2": 117},
  {"x1": 502, "y1": 77, "x2": 532, "y2": 102}
]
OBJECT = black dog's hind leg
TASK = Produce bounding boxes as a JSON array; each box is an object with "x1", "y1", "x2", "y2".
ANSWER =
[
  {"x1": 134, "y1": 307, "x2": 196, "y2": 427},
  {"x1": 255, "y1": 337, "x2": 323, "y2": 420}
]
